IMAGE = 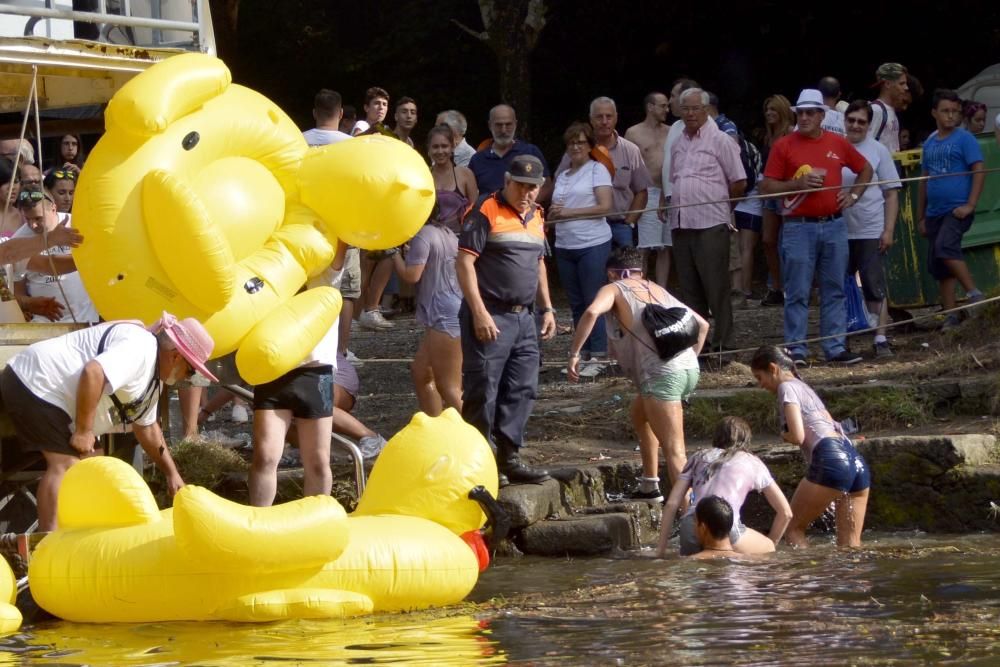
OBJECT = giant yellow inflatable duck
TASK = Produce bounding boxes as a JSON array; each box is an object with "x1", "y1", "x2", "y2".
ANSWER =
[
  {"x1": 27, "y1": 409, "x2": 500, "y2": 623},
  {"x1": 72, "y1": 53, "x2": 433, "y2": 384}
]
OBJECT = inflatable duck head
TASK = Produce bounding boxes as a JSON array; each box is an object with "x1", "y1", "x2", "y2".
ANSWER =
[
  {"x1": 73, "y1": 53, "x2": 434, "y2": 384},
  {"x1": 354, "y1": 409, "x2": 499, "y2": 535}
]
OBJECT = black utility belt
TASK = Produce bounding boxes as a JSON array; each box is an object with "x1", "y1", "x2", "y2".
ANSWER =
[{"x1": 483, "y1": 300, "x2": 533, "y2": 314}]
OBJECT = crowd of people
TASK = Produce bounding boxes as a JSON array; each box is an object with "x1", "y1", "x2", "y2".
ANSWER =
[{"x1": 0, "y1": 59, "x2": 996, "y2": 557}]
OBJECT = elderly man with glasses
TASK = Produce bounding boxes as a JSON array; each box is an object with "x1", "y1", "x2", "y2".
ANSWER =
[
  {"x1": 666, "y1": 88, "x2": 746, "y2": 355},
  {"x1": 759, "y1": 89, "x2": 874, "y2": 367}
]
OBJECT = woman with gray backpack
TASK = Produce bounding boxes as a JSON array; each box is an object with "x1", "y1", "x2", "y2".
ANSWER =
[{"x1": 567, "y1": 246, "x2": 708, "y2": 501}]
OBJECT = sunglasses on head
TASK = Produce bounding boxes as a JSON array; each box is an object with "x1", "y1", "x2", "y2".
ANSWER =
[
  {"x1": 16, "y1": 189, "x2": 52, "y2": 206},
  {"x1": 50, "y1": 169, "x2": 77, "y2": 181}
]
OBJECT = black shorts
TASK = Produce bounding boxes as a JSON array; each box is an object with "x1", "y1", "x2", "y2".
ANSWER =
[
  {"x1": 0, "y1": 366, "x2": 74, "y2": 456},
  {"x1": 926, "y1": 213, "x2": 974, "y2": 281},
  {"x1": 848, "y1": 238, "x2": 887, "y2": 302},
  {"x1": 252, "y1": 365, "x2": 333, "y2": 419},
  {"x1": 734, "y1": 210, "x2": 763, "y2": 234}
]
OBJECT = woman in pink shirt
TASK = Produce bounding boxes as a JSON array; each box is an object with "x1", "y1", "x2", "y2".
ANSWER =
[
  {"x1": 751, "y1": 345, "x2": 871, "y2": 547},
  {"x1": 658, "y1": 416, "x2": 792, "y2": 556}
]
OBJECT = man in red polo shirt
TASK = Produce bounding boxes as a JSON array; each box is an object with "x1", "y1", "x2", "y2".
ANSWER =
[
  {"x1": 458, "y1": 155, "x2": 556, "y2": 485},
  {"x1": 759, "y1": 89, "x2": 873, "y2": 366}
]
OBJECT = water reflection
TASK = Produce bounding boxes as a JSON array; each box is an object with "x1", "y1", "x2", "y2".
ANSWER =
[
  {"x1": 2, "y1": 534, "x2": 1000, "y2": 665},
  {"x1": 4, "y1": 614, "x2": 504, "y2": 665}
]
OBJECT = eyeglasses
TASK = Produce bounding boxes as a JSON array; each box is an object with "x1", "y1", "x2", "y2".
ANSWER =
[
  {"x1": 50, "y1": 169, "x2": 77, "y2": 181},
  {"x1": 845, "y1": 117, "x2": 869, "y2": 126},
  {"x1": 16, "y1": 189, "x2": 52, "y2": 206},
  {"x1": 679, "y1": 105, "x2": 705, "y2": 114},
  {"x1": 567, "y1": 140, "x2": 589, "y2": 147}
]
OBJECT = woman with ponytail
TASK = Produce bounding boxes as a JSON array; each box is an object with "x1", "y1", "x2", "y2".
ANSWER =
[{"x1": 657, "y1": 416, "x2": 792, "y2": 556}]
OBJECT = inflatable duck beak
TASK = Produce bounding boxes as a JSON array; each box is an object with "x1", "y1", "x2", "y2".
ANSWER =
[{"x1": 461, "y1": 530, "x2": 490, "y2": 573}]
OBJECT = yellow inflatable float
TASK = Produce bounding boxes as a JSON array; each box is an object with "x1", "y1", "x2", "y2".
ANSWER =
[
  {"x1": 0, "y1": 555, "x2": 21, "y2": 634},
  {"x1": 27, "y1": 409, "x2": 502, "y2": 622},
  {"x1": 73, "y1": 53, "x2": 434, "y2": 384}
]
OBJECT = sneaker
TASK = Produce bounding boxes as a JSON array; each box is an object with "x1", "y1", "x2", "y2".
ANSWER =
[
  {"x1": 630, "y1": 488, "x2": 664, "y2": 503},
  {"x1": 760, "y1": 289, "x2": 784, "y2": 307},
  {"x1": 873, "y1": 341, "x2": 893, "y2": 358},
  {"x1": 791, "y1": 353, "x2": 808, "y2": 369},
  {"x1": 230, "y1": 404, "x2": 249, "y2": 423},
  {"x1": 358, "y1": 434, "x2": 388, "y2": 460},
  {"x1": 344, "y1": 349, "x2": 362, "y2": 366},
  {"x1": 359, "y1": 309, "x2": 395, "y2": 331},
  {"x1": 829, "y1": 350, "x2": 863, "y2": 365},
  {"x1": 577, "y1": 359, "x2": 609, "y2": 378},
  {"x1": 941, "y1": 314, "x2": 962, "y2": 331}
]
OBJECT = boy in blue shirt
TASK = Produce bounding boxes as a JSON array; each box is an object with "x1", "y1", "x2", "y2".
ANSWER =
[{"x1": 917, "y1": 89, "x2": 986, "y2": 329}]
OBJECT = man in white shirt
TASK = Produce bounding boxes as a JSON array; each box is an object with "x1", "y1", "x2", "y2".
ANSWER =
[
  {"x1": 302, "y1": 89, "x2": 351, "y2": 147},
  {"x1": 842, "y1": 100, "x2": 901, "y2": 357},
  {"x1": 0, "y1": 313, "x2": 218, "y2": 531},
  {"x1": 12, "y1": 188, "x2": 98, "y2": 324},
  {"x1": 869, "y1": 63, "x2": 909, "y2": 153}
]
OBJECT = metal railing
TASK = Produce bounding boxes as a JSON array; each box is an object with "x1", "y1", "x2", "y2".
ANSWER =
[{"x1": 0, "y1": 0, "x2": 213, "y2": 53}]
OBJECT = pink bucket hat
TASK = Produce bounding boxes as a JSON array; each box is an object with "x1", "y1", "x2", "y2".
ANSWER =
[{"x1": 149, "y1": 311, "x2": 218, "y2": 383}]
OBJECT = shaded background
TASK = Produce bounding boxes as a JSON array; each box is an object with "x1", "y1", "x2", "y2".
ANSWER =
[{"x1": 226, "y1": 0, "x2": 1000, "y2": 164}]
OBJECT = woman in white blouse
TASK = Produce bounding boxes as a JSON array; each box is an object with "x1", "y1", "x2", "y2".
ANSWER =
[{"x1": 548, "y1": 122, "x2": 613, "y2": 374}]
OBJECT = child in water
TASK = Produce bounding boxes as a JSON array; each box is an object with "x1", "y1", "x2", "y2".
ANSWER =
[
  {"x1": 750, "y1": 345, "x2": 870, "y2": 547},
  {"x1": 658, "y1": 416, "x2": 792, "y2": 556}
]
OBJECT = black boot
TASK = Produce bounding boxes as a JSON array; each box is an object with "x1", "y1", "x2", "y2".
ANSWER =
[{"x1": 496, "y1": 442, "x2": 550, "y2": 484}]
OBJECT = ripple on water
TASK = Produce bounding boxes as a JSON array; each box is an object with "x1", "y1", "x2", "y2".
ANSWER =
[{"x1": 3, "y1": 534, "x2": 1000, "y2": 665}]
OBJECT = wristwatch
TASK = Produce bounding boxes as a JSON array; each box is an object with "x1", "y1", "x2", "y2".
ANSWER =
[
  {"x1": 540, "y1": 307, "x2": 557, "y2": 315},
  {"x1": 849, "y1": 193, "x2": 859, "y2": 202}
]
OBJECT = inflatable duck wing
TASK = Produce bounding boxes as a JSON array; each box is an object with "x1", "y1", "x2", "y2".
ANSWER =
[
  {"x1": 27, "y1": 411, "x2": 499, "y2": 622},
  {"x1": 73, "y1": 53, "x2": 434, "y2": 384}
]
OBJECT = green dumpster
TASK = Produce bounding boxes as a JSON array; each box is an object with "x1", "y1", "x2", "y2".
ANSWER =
[{"x1": 886, "y1": 134, "x2": 1000, "y2": 307}]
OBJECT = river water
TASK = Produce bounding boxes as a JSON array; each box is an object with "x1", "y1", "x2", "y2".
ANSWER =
[{"x1": 2, "y1": 533, "x2": 999, "y2": 665}]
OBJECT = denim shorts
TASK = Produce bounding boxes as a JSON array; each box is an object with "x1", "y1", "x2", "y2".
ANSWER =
[
  {"x1": 806, "y1": 436, "x2": 871, "y2": 493},
  {"x1": 926, "y1": 213, "x2": 974, "y2": 280},
  {"x1": 640, "y1": 368, "x2": 699, "y2": 402},
  {"x1": 678, "y1": 512, "x2": 746, "y2": 555}
]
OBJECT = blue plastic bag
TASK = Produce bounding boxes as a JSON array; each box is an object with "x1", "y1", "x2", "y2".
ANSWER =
[{"x1": 845, "y1": 274, "x2": 869, "y2": 333}]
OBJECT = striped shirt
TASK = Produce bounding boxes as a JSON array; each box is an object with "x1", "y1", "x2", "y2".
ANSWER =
[{"x1": 668, "y1": 119, "x2": 746, "y2": 230}]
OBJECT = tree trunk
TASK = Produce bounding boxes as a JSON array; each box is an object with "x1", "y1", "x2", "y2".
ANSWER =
[{"x1": 454, "y1": 0, "x2": 547, "y2": 141}]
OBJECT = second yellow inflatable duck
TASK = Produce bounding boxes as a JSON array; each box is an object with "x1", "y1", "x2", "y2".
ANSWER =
[{"x1": 27, "y1": 410, "x2": 500, "y2": 622}]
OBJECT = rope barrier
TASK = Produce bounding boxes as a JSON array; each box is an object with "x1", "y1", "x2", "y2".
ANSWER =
[
  {"x1": 544, "y1": 165, "x2": 1000, "y2": 226},
  {"x1": 346, "y1": 293, "x2": 1000, "y2": 366}
]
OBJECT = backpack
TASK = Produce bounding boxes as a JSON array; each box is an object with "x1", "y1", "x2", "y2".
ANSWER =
[
  {"x1": 640, "y1": 305, "x2": 700, "y2": 361},
  {"x1": 871, "y1": 100, "x2": 889, "y2": 141},
  {"x1": 736, "y1": 133, "x2": 762, "y2": 192}
]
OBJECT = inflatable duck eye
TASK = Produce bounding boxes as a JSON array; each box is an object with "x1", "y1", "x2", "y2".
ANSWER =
[{"x1": 182, "y1": 131, "x2": 199, "y2": 150}]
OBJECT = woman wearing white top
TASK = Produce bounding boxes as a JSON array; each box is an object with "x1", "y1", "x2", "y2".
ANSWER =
[{"x1": 548, "y1": 122, "x2": 613, "y2": 372}]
